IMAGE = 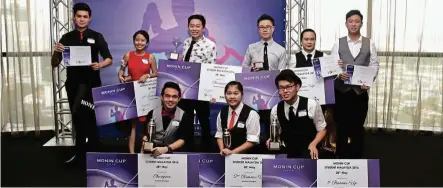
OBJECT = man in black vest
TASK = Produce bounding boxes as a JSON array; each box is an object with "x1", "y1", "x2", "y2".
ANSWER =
[
  {"x1": 292, "y1": 29, "x2": 324, "y2": 68},
  {"x1": 142, "y1": 82, "x2": 194, "y2": 156},
  {"x1": 51, "y1": 2, "x2": 112, "y2": 164},
  {"x1": 215, "y1": 81, "x2": 261, "y2": 156},
  {"x1": 331, "y1": 10, "x2": 379, "y2": 159},
  {"x1": 266, "y1": 69, "x2": 327, "y2": 159}
]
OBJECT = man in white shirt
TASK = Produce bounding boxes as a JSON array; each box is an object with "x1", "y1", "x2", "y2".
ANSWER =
[
  {"x1": 330, "y1": 10, "x2": 379, "y2": 159},
  {"x1": 266, "y1": 69, "x2": 327, "y2": 159},
  {"x1": 179, "y1": 14, "x2": 217, "y2": 152},
  {"x1": 182, "y1": 14, "x2": 216, "y2": 64},
  {"x1": 242, "y1": 14, "x2": 289, "y2": 71}
]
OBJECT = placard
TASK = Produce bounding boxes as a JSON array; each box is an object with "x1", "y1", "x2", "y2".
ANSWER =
[
  {"x1": 198, "y1": 64, "x2": 243, "y2": 103},
  {"x1": 225, "y1": 154, "x2": 275, "y2": 187}
]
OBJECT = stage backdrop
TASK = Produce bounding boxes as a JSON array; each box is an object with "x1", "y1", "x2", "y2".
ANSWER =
[{"x1": 77, "y1": 0, "x2": 286, "y2": 86}]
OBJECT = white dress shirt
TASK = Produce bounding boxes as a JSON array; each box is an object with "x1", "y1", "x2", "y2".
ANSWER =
[
  {"x1": 242, "y1": 38, "x2": 288, "y2": 70},
  {"x1": 270, "y1": 96, "x2": 326, "y2": 134},
  {"x1": 182, "y1": 36, "x2": 217, "y2": 64},
  {"x1": 330, "y1": 35, "x2": 379, "y2": 77},
  {"x1": 214, "y1": 103, "x2": 261, "y2": 143}
]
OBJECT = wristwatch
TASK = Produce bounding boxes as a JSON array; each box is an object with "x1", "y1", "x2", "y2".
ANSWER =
[{"x1": 167, "y1": 146, "x2": 173, "y2": 153}]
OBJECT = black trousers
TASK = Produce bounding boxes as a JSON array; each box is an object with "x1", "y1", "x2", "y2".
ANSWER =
[
  {"x1": 333, "y1": 90, "x2": 368, "y2": 159},
  {"x1": 178, "y1": 99, "x2": 211, "y2": 152},
  {"x1": 66, "y1": 83, "x2": 100, "y2": 159}
]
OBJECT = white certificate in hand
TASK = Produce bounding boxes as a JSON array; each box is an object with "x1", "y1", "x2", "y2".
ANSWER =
[
  {"x1": 318, "y1": 56, "x2": 343, "y2": 77},
  {"x1": 346, "y1": 65, "x2": 378, "y2": 86},
  {"x1": 62, "y1": 46, "x2": 92, "y2": 66},
  {"x1": 198, "y1": 64, "x2": 243, "y2": 103},
  {"x1": 133, "y1": 78, "x2": 161, "y2": 117}
]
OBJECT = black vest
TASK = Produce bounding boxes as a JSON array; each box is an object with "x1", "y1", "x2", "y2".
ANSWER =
[
  {"x1": 277, "y1": 97, "x2": 317, "y2": 158},
  {"x1": 220, "y1": 105, "x2": 253, "y2": 150},
  {"x1": 295, "y1": 50, "x2": 324, "y2": 68}
]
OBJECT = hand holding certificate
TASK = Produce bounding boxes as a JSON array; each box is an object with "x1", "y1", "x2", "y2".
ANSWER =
[
  {"x1": 316, "y1": 56, "x2": 343, "y2": 77},
  {"x1": 62, "y1": 46, "x2": 92, "y2": 66},
  {"x1": 345, "y1": 65, "x2": 378, "y2": 87}
]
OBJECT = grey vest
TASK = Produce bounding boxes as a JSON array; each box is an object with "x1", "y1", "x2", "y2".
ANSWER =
[
  {"x1": 335, "y1": 36, "x2": 371, "y2": 94},
  {"x1": 151, "y1": 106, "x2": 185, "y2": 146}
]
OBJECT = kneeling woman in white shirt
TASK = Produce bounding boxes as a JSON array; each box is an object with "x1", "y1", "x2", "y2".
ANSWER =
[{"x1": 215, "y1": 81, "x2": 261, "y2": 156}]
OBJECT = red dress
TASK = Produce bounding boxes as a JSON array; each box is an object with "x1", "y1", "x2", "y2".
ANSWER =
[{"x1": 127, "y1": 51, "x2": 151, "y2": 122}]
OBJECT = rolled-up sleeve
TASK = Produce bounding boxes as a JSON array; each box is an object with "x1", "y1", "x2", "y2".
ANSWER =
[
  {"x1": 97, "y1": 33, "x2": 112, "y2": 60},
  {"x1": 307, "y1": 99, "x2": 326, "y2": 131},
  {"x1": 245, "y1": 111, "x2": 260, "y2": 143},
  {"x1": 214, "y1": 113, "x2": 223, "y2": 139}
]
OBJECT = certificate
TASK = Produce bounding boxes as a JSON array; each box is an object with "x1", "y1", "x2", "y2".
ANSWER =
[
  {"x1": 133, "y1": 79, "x2": 161, "y2": 117},
  {"x1": 292, "y1": 67, "x2": 326, "y2": 105},
  {"x1": 156, "y1": 60, "x2": 201, "y2": 100},
  {"x1": 62, "y1": 46, "x2": 92, "y2": 66},
  {"x1": 198, "y1": 64, "x2": 243, "y2": 103},
  {"x1": 262, "y1": 159, "x2": 317, "y2": 187},
  {"x1": 315, "y1": 56, "x2": 343, "y2": 77},
  {"x1": 346, "y1": 65, "x2": 378, "y2": 86},
  {"x1": 317, "y1": 159, "x2": 369, "y2": 188},
  {"x1": 138, "y1": 154, "x2": 188, "y2": 187},
  {"x1": 225, "y1": 154, "x2": 275, "y2": 187}
]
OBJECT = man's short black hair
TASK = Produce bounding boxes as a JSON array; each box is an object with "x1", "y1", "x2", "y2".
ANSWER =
[
  {"x1": 257, "y1": 14, "x2": 275, "y2": 26},
  {"x1": 300, "y1": 28, "x2": 316, "y2": 41},
  {"x1": 188, "y1": 14, "x2": 206, "y2": 27},
  {"x1": 224, "y1": 81, "x2": 244, "y2": 95},
  {"x1": 133, "y1": 30, "x2": 150, "y2": 44},
  {"x1": 346, "y1": 10, "x2": 363, "y2": 22},
  {"x1": 161, "y1": 82, "x2": 182, "y2": 97},
  {"x1": 275, "y1": 69, "x2": 302, "y2": 88},
  {"x1": 73, "y1": 2, "x2": 92, "y2": 17}
]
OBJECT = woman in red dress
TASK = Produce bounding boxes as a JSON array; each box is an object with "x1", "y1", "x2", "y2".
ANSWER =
[{"x1": 118, "y1": 30, "x2": 158, "y2": 153}]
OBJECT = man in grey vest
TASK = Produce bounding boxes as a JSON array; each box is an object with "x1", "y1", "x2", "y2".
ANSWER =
[
  {"x1": 142, "y1": 82, "x2": 194, "y2": 156},
  {"x1": 330, "y1": 10, "x2": 379, "y2": 159}
]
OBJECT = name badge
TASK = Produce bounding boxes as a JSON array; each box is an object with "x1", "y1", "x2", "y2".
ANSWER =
[
  {"x1": 237, "y1": 121, "x2": 245, "y2": 128},
  {"x1": 142, "y1": 58, "x2": 149, "y2": 64},
  {"x1": 171, "y1": 120, "x2": 180, "y2": 127},
  {"x1": 87, "y1": 38, "x2": 95, "y2": 44},
  {"x1": 298, "y1": 111, "x2": 307, "y2": 117}
]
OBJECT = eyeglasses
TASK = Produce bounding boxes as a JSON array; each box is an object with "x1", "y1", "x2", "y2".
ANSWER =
[
  {"x1": 278, "y1": 84, "x2": 295, "y2": 91},
  {"x1": 259, "y1": 26, "x2": 273, "y2": 31}
]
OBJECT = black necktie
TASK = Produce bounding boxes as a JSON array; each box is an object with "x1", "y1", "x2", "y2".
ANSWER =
[
  {"x1": 288, "y1": 106, "x2": 297, "y2": 121},
  {"x1": 184, "y1": 40, "x2": 196, "y2": 62},
  {"x1": 307, "y1": 54, "x2": 313, "y2": 66},
  {"x1": 263, "y1": 42, "x2": 269, "y2": 70}
]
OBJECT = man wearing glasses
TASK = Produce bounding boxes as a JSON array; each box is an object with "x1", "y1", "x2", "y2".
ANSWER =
[
  {"x1": 242, "y1": 14, "x2": 289, "y2": 71},
  {"x1": 266, "y1": 69, "x2": 326, "y2": 159}
]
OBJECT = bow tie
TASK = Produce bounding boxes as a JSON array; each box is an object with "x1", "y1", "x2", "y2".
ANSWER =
[{"x1": 161, "y1": 109, "x2": 175, "y2": 119}]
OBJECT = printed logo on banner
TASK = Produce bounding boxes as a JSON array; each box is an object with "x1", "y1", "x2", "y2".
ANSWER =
[{"x1": 86, "y1": 153, "x2": 138, "y2": 187}]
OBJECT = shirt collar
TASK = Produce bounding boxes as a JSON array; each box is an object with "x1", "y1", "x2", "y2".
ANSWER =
[
  {"x1": 260, "y1": 38, "x2": 274, "y2": 45},
  {"x1": 302, "y1": 49, "x2": 316, "y2": 57},
  {"x1": 228, "y1": 102, "x2": 244, "y2": 116},
  {"x1": 283, "y1": 96, "x2": 299, "y2": 109},
  {"x1": 191, "y1": 35, "x2": 206, "y2": 43},
  {"x1": 347, "y1": 35, "x2": 362, "y2": 43}
]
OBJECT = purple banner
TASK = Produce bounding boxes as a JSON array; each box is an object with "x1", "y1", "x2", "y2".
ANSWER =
[
  {"x1": 156, "y1": 60, "x2": 201, "y2": 100},
  {"x1": 199, "y1": 153, "x2": 225, "y2": 187},
  {"x1": 186, "y1": 154, "x2": 201, "y2": 187},
  {"x1": 86, "y1": 153, "x2": 138, "y2": 187},
  {"x1": 92, "y1": 82, "x2": 137, "y2": 126},
  {"x1": 262, "y1": 159, "x2": 317, "y2": 187},
  {"x1": 235, "y1": 71, "x2": 281, "y2": 110},
  {"x1": 368, "y1": 159, "x2": 381, "y2": 187},
  {"x1": 324, "y1": 77, "x2": 335, "y2": 104}
]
